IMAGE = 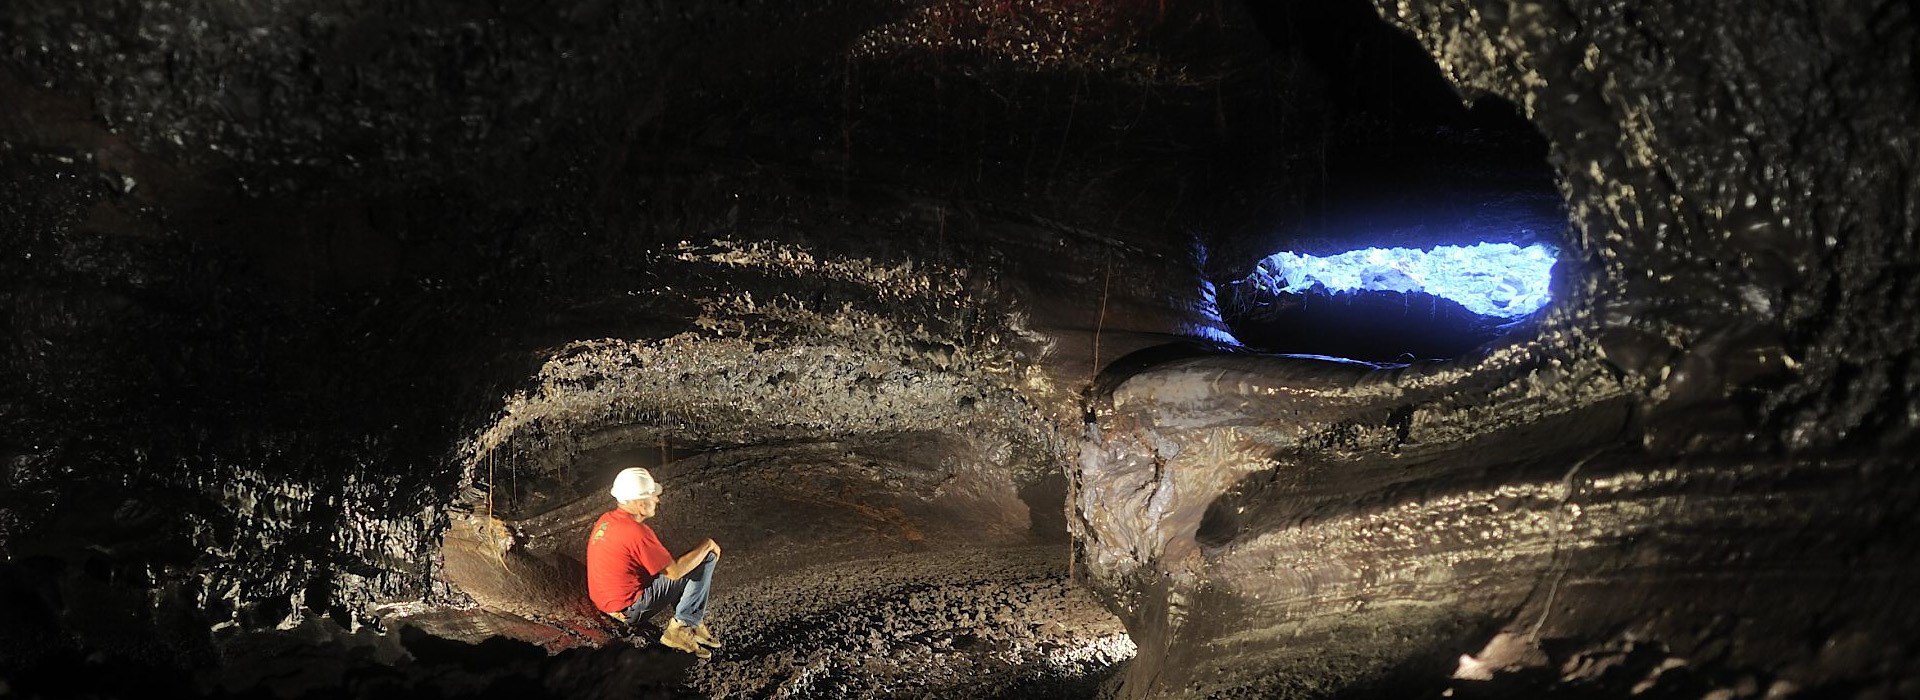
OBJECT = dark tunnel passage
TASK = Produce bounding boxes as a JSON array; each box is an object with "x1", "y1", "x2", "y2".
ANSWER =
[
  {"x1": 1211, "y1": 3, "x2": 1570, "y2": 363},
  {"x1": 4, "y1": 0, "x2": 1919, "y2": 699}
]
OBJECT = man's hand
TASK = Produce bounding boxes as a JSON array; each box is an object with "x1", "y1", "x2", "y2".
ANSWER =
[{"x1": 703, "y1": 538, "x2": 722, "y2": 559}]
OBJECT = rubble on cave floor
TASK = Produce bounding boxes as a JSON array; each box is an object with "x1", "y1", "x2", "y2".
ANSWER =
[
  {"x1": 381, "y1": 545, "x2": 1130, "y2": 698},
  {"x1": 684, "y1": 545, "x2": 1132, "y2": 698}
]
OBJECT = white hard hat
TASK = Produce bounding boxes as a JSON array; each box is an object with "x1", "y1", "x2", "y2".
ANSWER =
[{"x1": 609, "y1": 467, "x2": 662, "y2": 501}]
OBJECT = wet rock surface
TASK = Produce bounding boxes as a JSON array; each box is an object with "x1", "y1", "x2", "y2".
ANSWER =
[
  {"x1": 1069, "y1": 0, "x2": 1920, "y2": 698},
  {"x1": 3, "y1": 0, "x2": 1916, "y2": 698}
]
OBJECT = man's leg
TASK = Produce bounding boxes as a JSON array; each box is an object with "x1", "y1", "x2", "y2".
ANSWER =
[
  {"x1": 621, "y1": 571, "x2": 683, "y2": 622},
  {"x1": 672, "y1": 551, "x2": 719, "y2": 626},
  {"x1": 652, "y1": 555, "x2": 719, "y2": 658}
]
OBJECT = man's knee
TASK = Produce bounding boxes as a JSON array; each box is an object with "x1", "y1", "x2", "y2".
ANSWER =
[{"x1": 687, "y1": 551, "x2": 719, "y2": 584}]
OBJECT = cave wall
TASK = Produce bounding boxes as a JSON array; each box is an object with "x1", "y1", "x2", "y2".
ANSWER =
[
  {"x1": 1, "y1": 0, "x2": 1257, "y2": 694},
  {"x1": 1378, "y1": 0, "x2": 1919, "y2": 452},
  {"x1": 1, "y1": 0, "x2": 1914, "y2": 697},
  {"x1": 1073, "y1": 0, "x2": 1920, "y2": 697}
]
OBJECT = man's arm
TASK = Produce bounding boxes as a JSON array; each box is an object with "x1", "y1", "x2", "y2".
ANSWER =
[{"x1": 661, "y1": 538, "x2": 720, "y2": 580}]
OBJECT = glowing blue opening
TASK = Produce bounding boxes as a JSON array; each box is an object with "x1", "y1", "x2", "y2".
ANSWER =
[{"x1": 1248, "y1": 242, "x2": 1557, "y2": 319}]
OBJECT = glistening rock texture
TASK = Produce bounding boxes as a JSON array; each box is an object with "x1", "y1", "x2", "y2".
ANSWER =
[
  {"x1": 2, "y1": 0, "x2": 1913, "y2": 698},
  {"x1": 1073, "y1": 1, "x2": 1920, "y2": 697},
  {"x1": 0, "y1": 0, "x2": 1218, "y2": 695}
]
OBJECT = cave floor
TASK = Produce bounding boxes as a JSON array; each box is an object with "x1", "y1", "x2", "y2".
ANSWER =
[
  {"x1": 392, "y1": 544, "x2": 1130, "y2": 698},
  {"x1": 409, "y1": 439, "x2": 1131, "y2": 698}
]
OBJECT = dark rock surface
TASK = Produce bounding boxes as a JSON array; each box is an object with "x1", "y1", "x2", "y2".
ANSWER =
[
  {"x1": 2, "y1": 0, "x2": 1914, "y2": 698},
  {"x1": 1073, "y1": 1, "x2": 1919, "y2": 698}
]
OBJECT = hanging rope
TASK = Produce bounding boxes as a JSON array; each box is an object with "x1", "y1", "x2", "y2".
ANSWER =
[
  {"x1": 1091, "y1": 249, "x2": 1112, "y2": 389},
  {"x1": 1076, "y1": 249, "x2": 1114, "y2": 582},
  {"x1": 486, "y1": 449, "x2": 511, "y2": 571}
]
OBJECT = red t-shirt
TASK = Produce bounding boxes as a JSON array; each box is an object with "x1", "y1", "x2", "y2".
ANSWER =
[{"x1": 585, "y1": 509, "x2": 673, "y2": 614}]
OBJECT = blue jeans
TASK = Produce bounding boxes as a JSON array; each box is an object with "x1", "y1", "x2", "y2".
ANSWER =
[{"x1": 620, "y1": 551, "x2": 717, "y2": 627}]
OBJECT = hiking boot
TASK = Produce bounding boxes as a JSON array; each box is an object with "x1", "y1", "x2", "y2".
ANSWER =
[
  {"x1": 691, "y1": 623, "x2": 722, "y2": 648},
  {"x1": 659, "y1": 620, "x2": 712, "y2": 659}
]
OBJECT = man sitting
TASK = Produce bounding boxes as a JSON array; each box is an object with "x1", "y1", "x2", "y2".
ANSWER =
[{"x1": 585, "y1": 467, "x2": 724, "y2": 658}]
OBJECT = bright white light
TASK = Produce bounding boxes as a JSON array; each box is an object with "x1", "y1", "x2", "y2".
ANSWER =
[{"x1": 1248, "y1": 242, "x2": 1556, "y2": 318}]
